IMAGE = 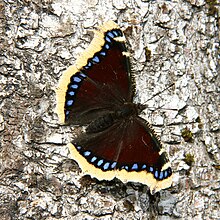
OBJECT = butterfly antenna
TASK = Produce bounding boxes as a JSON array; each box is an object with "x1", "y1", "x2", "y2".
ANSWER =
[{"x1": 142, "y1": 83, "x2": 175, "y2": 107}]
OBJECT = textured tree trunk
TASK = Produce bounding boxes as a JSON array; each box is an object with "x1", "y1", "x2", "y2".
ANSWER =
[{"x1": 0, "y1": 0, "x2": 219, "y2": 219}]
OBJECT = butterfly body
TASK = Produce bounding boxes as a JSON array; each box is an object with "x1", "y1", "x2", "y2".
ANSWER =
[
  {"x1": 86, "y1": 102, "x2": 141, "y2": 134},
  {"x1": 56, "y1": 21, "x2": 173, "y2": 194}
]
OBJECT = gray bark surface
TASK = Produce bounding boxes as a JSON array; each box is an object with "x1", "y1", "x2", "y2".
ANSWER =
[{"x1": 0, "y1": 0, "x2": 219, "y2": 219}]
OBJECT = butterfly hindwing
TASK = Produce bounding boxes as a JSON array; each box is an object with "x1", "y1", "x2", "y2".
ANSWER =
[{"x1": 69, "y1": 116, "x2": 172, "y2": 193}]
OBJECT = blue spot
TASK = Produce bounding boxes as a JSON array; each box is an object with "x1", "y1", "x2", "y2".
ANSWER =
[
  {"x1": 91, "y1": 156, "x2": 97, "y2": 163},
  {"x1": 111, "y1": 162, "x2": 117, "y2": 169},
  {"x1": 67, "y1": 100, "x2": 74, "y2": 106},
  {"x1": 83, "y1": 151, "x2": 91, "y2": 157},
  {"x1": 107, "y1": 31, "x2": 115, "y2": 38},
  {"x1": 92, "y1": 56, "x2": 100, "y2": 63},
  {"x1": 73, "y1": 77, "x2": 81, "y2": 83},
  {"x1": 164, "y1": 170, "x2": 168, "y2": 178},
  {"x1": 79, "y1": 72, "x2": 86, "y2": 78},
  {"x1": 142, "y1": 164, "x2": 147, "y2": 169},
  {"x1": 68, "y1": 91, "x2": 75, "y2": 96},
  {"x1": 149, "y1": 167, "x2": 154, "y2": 172},
  {"x1": 113, "y1": 30, "x2": 122, "y2": 37},
  {"x1": 103, "y1": 162, "x2": 110, "y2": 170},
  {"x1": 104, "y1": 43, "x2": 110, "y2": 50},
  {"x1": 113, "y1": 30, "x2": 119, "y2": 36},
  {"x1": 70, "y1": 84, "x2": 78, "y2": 89},
  {"x1": 131, "y1": 163, "x2": 138, "y2": 170},
  {"x1": 168, "y1": 168, "x2": 172, "y2": 175},
  {"x1": 65, "y1": 110, "x2": 70, "y2": 115},
  {"x1": 159, "y1": 171, "x2": 163, "y2": 180},
  {"x1": 76, "y1": 145, "x2": 81, "y2": 150},
  {"x1": 105, "y1": 36, "x2": 111, "y2": 43},
  {"x1": 118, "y1": 30, "x2": 122, "y2": 36},
  {"x1": 154, "y1": 170, "x2": 159, "y2": 179},
  {"x1": 84, "y1": 61, "x2": 92, "y2": 69},
  {"x1": 122, "y1": 165, "x2": 129, "y2": 170},
  {"x1": 100, "y1": 51, "x2": 106, "y2": 56},
  {"x1": 97, "y1": 159, "x2": 104, "y2": 166}
]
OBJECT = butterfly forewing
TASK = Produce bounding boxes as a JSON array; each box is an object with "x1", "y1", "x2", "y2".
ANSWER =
[{"x1": 59, "y1": 23, "x2": 134, "y2": 125}]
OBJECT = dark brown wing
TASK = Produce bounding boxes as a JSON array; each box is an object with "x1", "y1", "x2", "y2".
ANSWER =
[
  {"x1": 56, "y1": 21, "x2": 134, "y2": 125},
  {"x1": 69, "y1": 116, "x2": 172, "y2": 194}
]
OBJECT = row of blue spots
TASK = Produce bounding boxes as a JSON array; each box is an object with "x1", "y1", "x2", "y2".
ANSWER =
[
  {"x1": 65, "y1": 73, "x2": 81, "y2": 119},
  {"x1": 106, "y1": 29, "x2": 123, "y2": 38},
  {"x1": 93, "y1": 158, "x2": 118, "y2": 171},
  {"x1": 80, "y1": 149, "x2": 119, "y2": 171},
  {"x1": 102, "y1": 29, "x2": 123, "y2": 53},
  {"x1": 106, "y1": 31, "x2": 114, "y2": 39},
  {"x1": 153, "y1": 168, "x2": 172, "y2": 180},
  {"x1": 93, "y1": 157, "x2": 116, "y2": 171},
  {"x1": 83, "y1": 29, "x2": 123, "y2": 70},
  {"x1": 131, "y1": 164, "x2": 171, "y2": 180},
  {"x1": 79, "y1": 148, "x2": 172, "y2": 180},
  {"x1": 104, "y1": 29, "x2": 122, "y2": 45},
  {"x1": 79, "y1": 147, "x2": 172, "y2": 180},
  {"x1": 154, "y1": 170, "x2": 163, "y2": 180},
  {"x1": 78, "y1": 147, "x2": 172, "y2": 180},
  {"x1": 121, "y1": 163, "x2": 155, "y2": 173},
  {"x1": 82, "y1": 150, "x2": 113, "y2": 171},
  {"x1": 65, "y1": 72, "x2": 87, "y2": 110},
  {"x1": 144, "y1": 165, "x2": 172, "y2": 180}
]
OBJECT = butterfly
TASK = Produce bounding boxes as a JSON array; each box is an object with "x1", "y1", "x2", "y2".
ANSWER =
[{"x1": 56, "y1": 21, "x2": 173, "y2": 194}]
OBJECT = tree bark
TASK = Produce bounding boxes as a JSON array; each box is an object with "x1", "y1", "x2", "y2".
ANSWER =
[{"x1": 0, "y1": 0, "x2": 219, "y2": 219}]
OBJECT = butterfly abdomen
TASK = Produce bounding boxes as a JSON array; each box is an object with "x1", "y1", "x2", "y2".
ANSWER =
[
  {"x1": 86, "y1": 113, "x2": 114, "y2": 133},
  {"x1": 86, "y1": 103, "x2": 138, "y2": 134}
]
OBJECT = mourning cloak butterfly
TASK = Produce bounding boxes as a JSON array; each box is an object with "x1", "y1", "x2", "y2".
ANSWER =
[{"x1": 56, "y1": 21, "x2": 173, "y2": 194}]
